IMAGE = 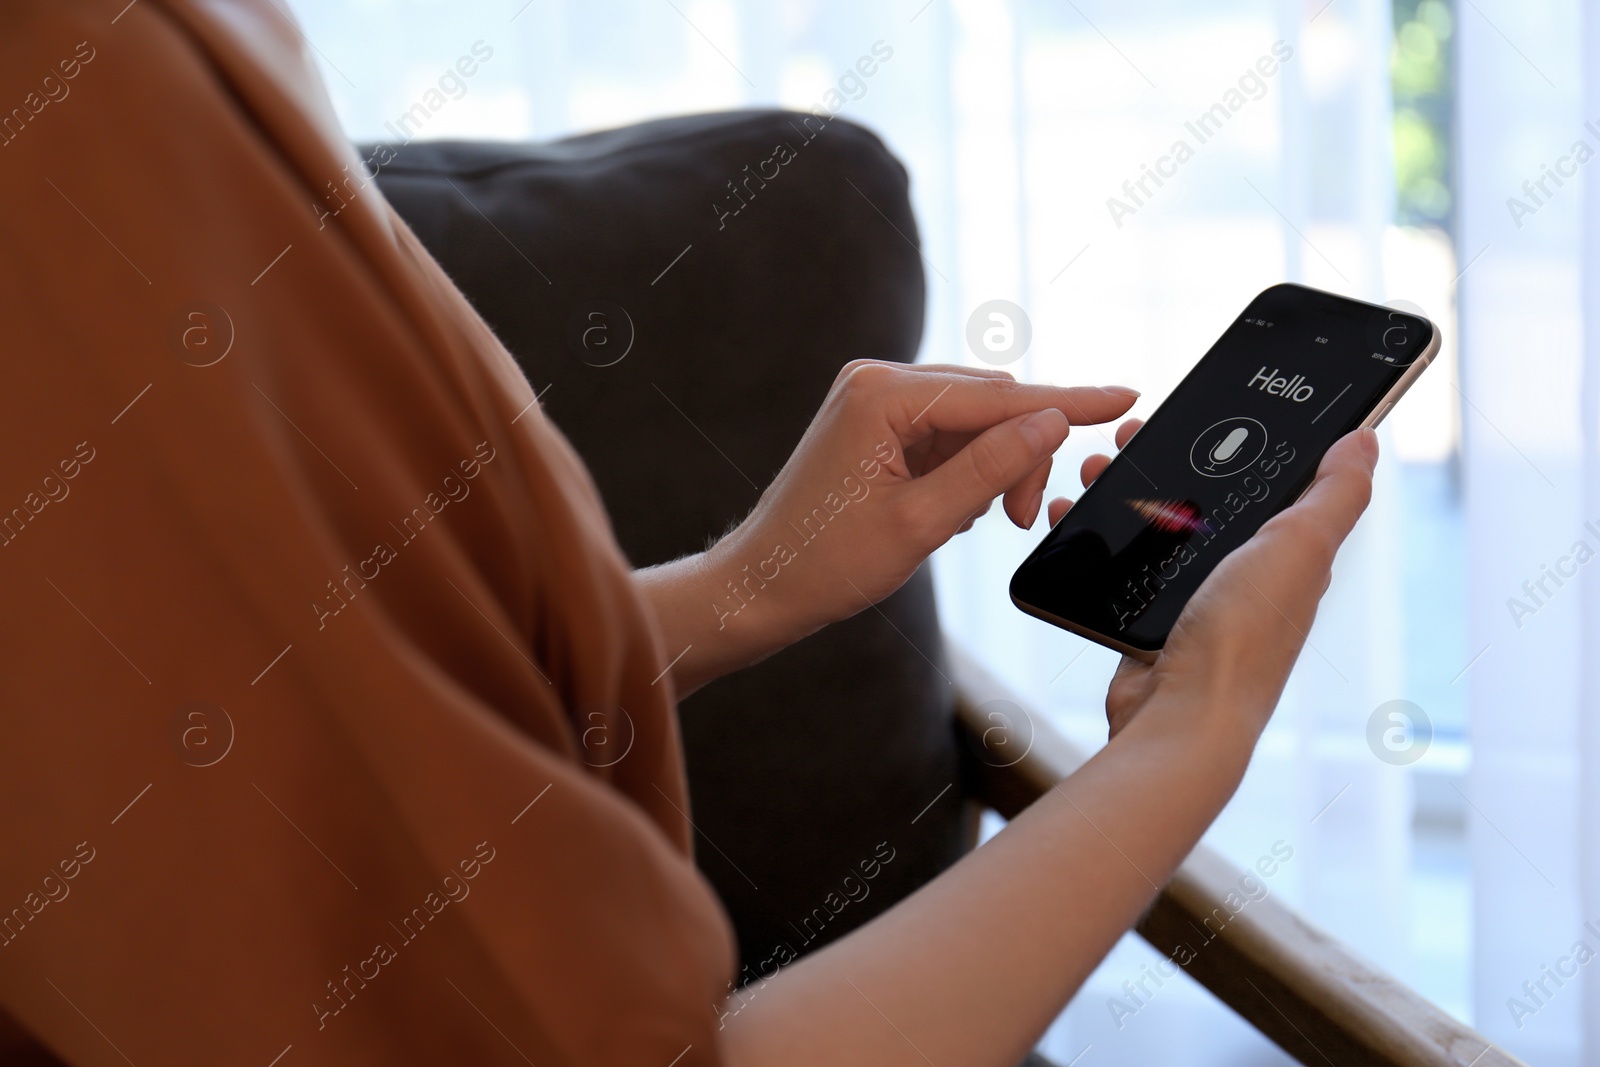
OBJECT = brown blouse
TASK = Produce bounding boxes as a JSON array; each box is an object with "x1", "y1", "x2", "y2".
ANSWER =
[{"x1": 0, "y1": 1, "x2": 734, "y2": 1063}]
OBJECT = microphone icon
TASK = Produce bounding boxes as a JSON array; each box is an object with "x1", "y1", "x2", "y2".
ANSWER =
[
  {"x1": 1190, "y1": 417, "x2": 1267, "y2": 478},
  {"x1": 1207, "y1": 426, "x2": 1250, "y2": 470}
]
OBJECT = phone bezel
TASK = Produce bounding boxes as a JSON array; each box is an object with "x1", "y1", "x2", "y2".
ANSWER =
[{"x1": 1009, "y1": 284, "x2": 1442, "y2": 663}]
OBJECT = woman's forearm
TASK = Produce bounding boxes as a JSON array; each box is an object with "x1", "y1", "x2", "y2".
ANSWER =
[{"x1": 716, "y1": 697, "x2": 1258, "y2": 1067}]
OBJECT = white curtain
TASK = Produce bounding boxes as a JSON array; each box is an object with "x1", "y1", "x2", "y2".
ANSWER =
[
  {"x1": 1458, "y1": 0, "x2": 1592, "y2": 1063},
  {"x1": 286, "y1": 0, "x2": 1591, "y2": 1062}
]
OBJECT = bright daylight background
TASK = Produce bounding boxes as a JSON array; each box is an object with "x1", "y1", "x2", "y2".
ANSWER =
[{"x1": 286, "y1": 0, "x2": 1595, "y2": 1063}]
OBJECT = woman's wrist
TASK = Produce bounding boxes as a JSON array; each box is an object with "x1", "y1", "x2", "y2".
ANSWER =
[
  {"x1": 635, "y1": 521, "x2": 818, "y2": 697},
  {"x1": 1108, "y1": 682, "x2": 1264, "y2": 792}
]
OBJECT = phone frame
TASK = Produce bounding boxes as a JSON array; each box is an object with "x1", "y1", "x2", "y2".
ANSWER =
[{"x1": 1010, "y1": 285, "x2": 1442, "y2": 662}]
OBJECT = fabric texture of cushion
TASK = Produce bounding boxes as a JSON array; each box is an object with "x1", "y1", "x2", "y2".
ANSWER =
[{"x1": 367, "y1": 109, "x2": 970, "y2": 977}]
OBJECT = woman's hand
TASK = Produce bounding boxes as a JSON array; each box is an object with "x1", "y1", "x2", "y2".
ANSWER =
[
  {"x1": 1056, "y1": 424, "x2": 1379, "y2": 743},
  {"x1": 637, "y1": 360, "x2": 1138, "y2": 695},
  {"x1": 719, "y1": 426, "x2": 1381, "y2": 1067}
]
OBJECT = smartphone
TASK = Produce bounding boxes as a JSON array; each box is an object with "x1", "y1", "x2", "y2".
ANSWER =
[{"x1": 1009, "y1": 283, "x2": 1439, "y2": 660}]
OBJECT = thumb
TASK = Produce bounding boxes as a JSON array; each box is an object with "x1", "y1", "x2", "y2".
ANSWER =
[
  {"x1": 1210, "y1": 427, "x2": 1378, "y2": 629},
  {"x1": 1263, "y1": 427, "x2": 1378, "y2": 570},
  {"x1": 1155, "y1": 429, "x2": 1378, "y2": 715},
  {"x1": 915, "y1": 408, "x2": 1069, "y2": 535}
]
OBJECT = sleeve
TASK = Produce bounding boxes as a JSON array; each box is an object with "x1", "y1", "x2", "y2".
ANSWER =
[{"x1": 0, "y1": 2, "x2": 735, "y2": 1065}]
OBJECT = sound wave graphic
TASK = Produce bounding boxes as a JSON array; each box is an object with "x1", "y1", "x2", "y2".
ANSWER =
[{"x1": 1125, "y1": 497, "x2": 1211, "y2": 536}]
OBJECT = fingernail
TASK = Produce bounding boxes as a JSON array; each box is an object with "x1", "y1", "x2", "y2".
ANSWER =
[
  {"x1": 1019, "y1": 408, "x2": 1069, "y2": 454},
  {"x1": 1101, "y1": 386, "x2": 1141, "y2": 398},
  {"x1": 1360, "y1": 427, "x2": 1380, "y2": 466}
]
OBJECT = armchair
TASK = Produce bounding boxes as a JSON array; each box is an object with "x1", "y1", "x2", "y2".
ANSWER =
[{"x1": 365, "y1": 110, "x2": 1520, "y2": 1067}]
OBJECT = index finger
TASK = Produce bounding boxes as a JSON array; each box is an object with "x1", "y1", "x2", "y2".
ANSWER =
[{"x1": 896, "y1": 373, "x2": 1139, "y2": 438}]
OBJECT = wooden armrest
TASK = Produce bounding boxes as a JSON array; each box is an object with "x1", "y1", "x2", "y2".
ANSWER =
[{"x1": 949, "y1": 641, "x2": 1523, "y2": 1067}]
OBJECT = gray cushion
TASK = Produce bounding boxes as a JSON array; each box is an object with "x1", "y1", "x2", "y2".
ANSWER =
[{"x1": 365, "y1": 110, "x2": 966, "y2": 975}]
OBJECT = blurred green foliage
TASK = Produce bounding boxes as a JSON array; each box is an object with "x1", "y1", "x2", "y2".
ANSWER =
[{"x1": 1392, "y1": 0, "x2": 1454, "y2": 228}]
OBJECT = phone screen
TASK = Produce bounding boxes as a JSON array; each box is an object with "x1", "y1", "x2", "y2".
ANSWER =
[{"x1": 1009, "y1": 284, "x2": 1433, "y2": 653}]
